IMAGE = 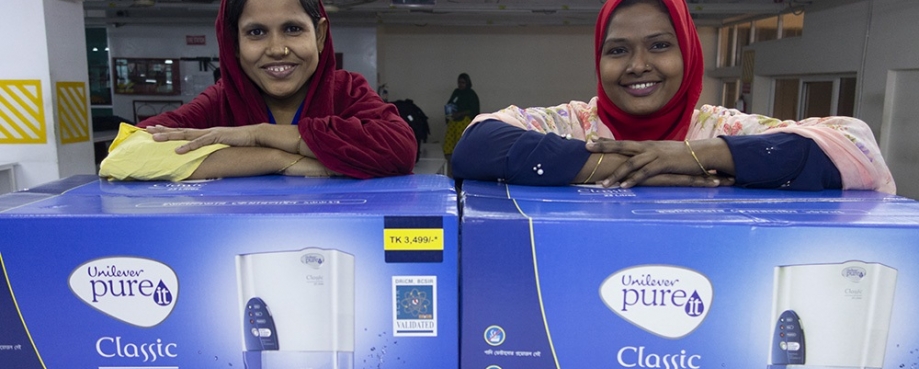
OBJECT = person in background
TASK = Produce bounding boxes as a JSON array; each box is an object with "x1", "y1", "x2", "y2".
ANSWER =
[
  {"x1": 100, "y1": 0, "x2": 416, "y2": 181},
  {"x1": 442, "y1": 72, "x2": 480, "y2": 177},
  {"x1": 451, "y1": 0, "x2": 894, "y2": 194}
]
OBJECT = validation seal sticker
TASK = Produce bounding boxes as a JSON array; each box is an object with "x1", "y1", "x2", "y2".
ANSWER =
[{"x1": 393, "y1": 275, "x2": 437, "y2": 337}]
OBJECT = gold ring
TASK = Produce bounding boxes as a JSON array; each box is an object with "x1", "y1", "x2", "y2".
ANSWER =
[{"x1": 284, "y1": 47, "x2": 290, "y2": 56}]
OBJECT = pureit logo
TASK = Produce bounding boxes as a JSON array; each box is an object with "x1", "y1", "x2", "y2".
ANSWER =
[
  {"x1": 301, "y1": 253, "x2": 325, "y2": 269},
  {"x1": 599, "y1": 265, "x2": 713, "y2": 339},
  {"x1": 842, "y1": 266, "x2": 866, "y2": 283},
  {"x1": 69, "y1": 257, "x2": 178, "y2": 328}
]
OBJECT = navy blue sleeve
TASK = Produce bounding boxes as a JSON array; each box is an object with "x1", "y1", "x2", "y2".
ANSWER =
[
  {"x1": 722, "y1": 133, "x2": 842, "y2": 190},
  {"x1": 451, "y1": 119, "x2": 592, "y2": 185}
]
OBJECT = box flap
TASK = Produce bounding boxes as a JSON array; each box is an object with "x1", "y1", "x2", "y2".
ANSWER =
[
  {"x1": 462, "y1": 180, "x2": 908, "y2": 204},
  {"x1": 70, "y1": 174, "x2": 455, "y2": 197},
  {"x1": 1, "y1": 175, "x2": 457, "y2": 217},
  {"x1": 462, "y1": 181, "x2": 919, "y2": 227}
]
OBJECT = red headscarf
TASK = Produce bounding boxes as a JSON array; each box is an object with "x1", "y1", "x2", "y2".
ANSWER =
[
  {"x1": 593, "y1": 0, "x2": 704, "y2": 141},
  {"x1": 208, "y1": 0, "x2": 415, "y2": 178}
]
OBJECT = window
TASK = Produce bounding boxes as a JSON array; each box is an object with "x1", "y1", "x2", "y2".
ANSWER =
[
  {"x1": 717, "y1": 22, "x2": 752, "y2": 68},
  {"x1": 837, "y1": 77, "x2": 857, "y2": 116},
  {"x1": 803, "y1": 81, "x2": 834, "y2": 118},
  {"x1": 113, "y1": 58, "x2": 181, "y2": 96},
  {"x1": 718, "y1": 26, "x2": 734, "y2": 68},
  {"x1": 773, "y1": 76, "x2": 858, "y2": 121},
  {"x1": 754, "y1": 17, "x2": 778, "y2": 43},
  {"x1": 717, "y1": 12, "x2": 803, "y2": 69},
  {"x1": 773, "y1": 78, "x2": 800, "y2": 121},
  {"x1": 781, "y1": 12, "x2": 804, "y2": 38},
  {"x1": 86, "y1": 28, "x2": 111, "y2": 106},
  {"x1": 722, "y1": 80, "x2": 739, "y2": 109},
  {"x1": 734, "y1": 22, "x2": 751, "y2": 67}
]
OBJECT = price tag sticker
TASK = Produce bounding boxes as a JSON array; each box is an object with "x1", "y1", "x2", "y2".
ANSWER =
[
  {"x1": 383, "y1": 216, "x2": 444, "y2": 263},
  {"x1": 383, "y1": 228, "x2": 443, "y2": 251}
]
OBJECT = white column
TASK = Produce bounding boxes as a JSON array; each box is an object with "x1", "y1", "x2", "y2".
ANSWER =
[{"x1": 0, "y1": 0, "x2": 95, "y2": 191}]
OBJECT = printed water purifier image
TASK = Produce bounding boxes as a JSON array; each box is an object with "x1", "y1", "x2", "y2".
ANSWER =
[
  {"x1": 236, "y1": 248, "x2": 355, "y2": 369},
  {"x1": 768, "y1": 260, "x2": 897, "y2": 369}
]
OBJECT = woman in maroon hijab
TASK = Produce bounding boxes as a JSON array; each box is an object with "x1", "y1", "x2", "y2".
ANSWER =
[{"x1": 102, "y1": 0, "x2": 416, "y2": 180}]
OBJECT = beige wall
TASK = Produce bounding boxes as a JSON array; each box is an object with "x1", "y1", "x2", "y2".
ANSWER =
[
  {"x1": 378, "y1": 24, "x2": 719, "y2": 148},
  {"x1": 378, "y1": 25, "x2": 597, "y2": 146}
]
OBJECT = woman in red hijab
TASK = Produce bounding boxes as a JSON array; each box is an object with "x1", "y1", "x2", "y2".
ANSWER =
[
  {"x1": 451, "y1": 0, "x2": 894, "y2": 193},
  {"x1": 100, "y1": 0, "x2": 416, "y2": 181}
]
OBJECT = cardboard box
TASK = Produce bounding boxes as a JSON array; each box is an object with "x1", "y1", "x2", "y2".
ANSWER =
[
  {"x1": 0, "y1": 175, "x2": 458, "y2": 369},
  {"x1": 460, "y1": 181, "x2": 919, "y2": 369}
]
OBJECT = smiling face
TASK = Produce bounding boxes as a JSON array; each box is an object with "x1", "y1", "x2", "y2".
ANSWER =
[
  {"x1": 236, "y1": 0, "x2": 328, "y2": 106},
  {"x1": 599, "y1": 1, "x2": 683, "y2": 116}
]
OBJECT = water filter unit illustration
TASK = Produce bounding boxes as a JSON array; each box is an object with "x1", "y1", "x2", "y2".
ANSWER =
[
  {"x1": 237, "y1": 248, "x2": 355, "y2": 369},
  {"x1": 767, "y1": 260, "x2": 897, "y2": 369}
]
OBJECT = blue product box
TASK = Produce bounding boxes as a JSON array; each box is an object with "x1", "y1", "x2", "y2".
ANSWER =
[
  {"x1": 0, "y1": 175, "x2": 458, "y2": 369},
  {"x1": 460, "y1": 181, "x2": 919, "y2": 369}
]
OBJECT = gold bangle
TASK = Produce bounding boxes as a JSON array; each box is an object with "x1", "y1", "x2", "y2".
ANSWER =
[
  {"x1": 583, "y1": 153, "x2": 604, "y2": 184},
  {"x1": 684, "y1": 140, "x2": 711, "y2": 177},
  {"x1": 292, "y1": 131, "x2": 303, "y2": 154},
  {"x1": 278, "y1": 156, "x2": 305, "y2": 174}
]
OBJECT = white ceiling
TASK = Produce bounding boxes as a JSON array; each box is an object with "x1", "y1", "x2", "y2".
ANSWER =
[{"x1": 82, "y1": 0, "x2": 838, "y2": 28}]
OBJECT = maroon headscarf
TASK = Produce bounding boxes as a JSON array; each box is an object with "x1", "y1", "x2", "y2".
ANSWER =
[
  {"x1": 593, "y1": 0, "x2": 704, "y2": 141},
  {"x1": 206, "y1": 0, "x2": 415, "y2": 178}
]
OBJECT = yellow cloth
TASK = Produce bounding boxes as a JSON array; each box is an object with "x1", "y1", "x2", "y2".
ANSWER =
[
  {"x1": 443, "y1": 116, "x2": 472, "y2": 155},
  {"x1": 99, "y1": 123, "x2": 228, "y2": 181}
]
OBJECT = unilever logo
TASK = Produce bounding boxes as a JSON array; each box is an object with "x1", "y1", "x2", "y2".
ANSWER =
[
  {"x1": 599, "y1": 265, "x2": 713, "y2": 339},
  {"x1": 69, "y1": 257, "x2": 178, "y2": 328},
  {"x1": 842, "y1": 266, "x2": 867, "y2": 283},
  {"x1": 301, "y1": 253, "x2": 325, "y2": 269}
]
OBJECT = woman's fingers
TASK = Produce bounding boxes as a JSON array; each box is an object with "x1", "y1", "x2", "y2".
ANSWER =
[
  {"x1": 598, "y1": 153, "x2": 655, "y2": 187},
  {"x1": 144, "y1": 127, "x2": 215, "y2": 154},
  {"x1": 624, "y1": 173, "x2": 734, "y2": 188},
  {"x1": 144, "y1": 125, "x2": 168, "y2": 133},
  {"x1": 145, "y1": 126, "x2": 255, "y2": 154},
  {"x1": 148, "y1": 126, "x2": 206, "y2": 143},
  {"x1": 174, "y1": 138, "x2": 210, "y2": 154},
  {"x1": 586, "y1": 139, "x2": 644, "y2": 155}
]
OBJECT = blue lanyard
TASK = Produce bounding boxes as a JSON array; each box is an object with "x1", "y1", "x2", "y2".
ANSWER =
[{"x1": 267, "y1": 101, "x2": 305, "y2": 125}]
